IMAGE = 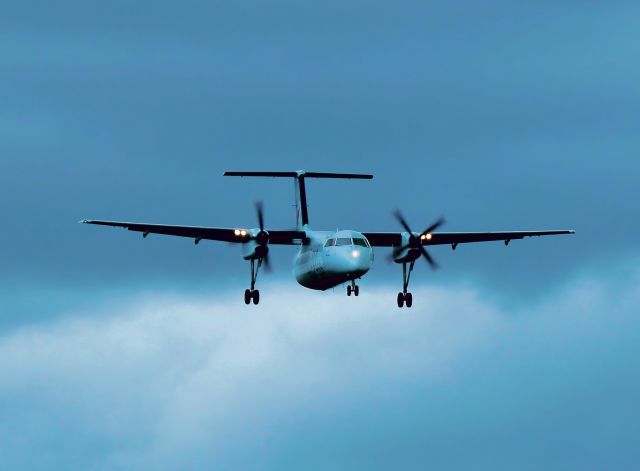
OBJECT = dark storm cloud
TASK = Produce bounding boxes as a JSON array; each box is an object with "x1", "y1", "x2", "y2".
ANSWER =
[{"x1": 0, "y1": 1, "x2": 638, "y2": 315}]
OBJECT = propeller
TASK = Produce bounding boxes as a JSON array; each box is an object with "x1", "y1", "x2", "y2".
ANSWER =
[
  {"x1": 255, "y1": 201, "x2": 272, "y2": 272},
  {"x1": 392, "y1": 210, "x2": 446, "y2": 270},
  {"x1": 256, "y1": 200, "x2": 265, "y2": 232}
]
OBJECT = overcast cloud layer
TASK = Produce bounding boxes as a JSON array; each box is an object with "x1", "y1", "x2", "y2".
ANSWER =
[{"x1": 1, "y1": 260, "x2": 638, "y2": 470}]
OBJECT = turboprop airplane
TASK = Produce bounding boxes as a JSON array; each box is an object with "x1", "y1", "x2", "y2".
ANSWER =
[{"x1": 82, "y1": 171, "x2": 574, "y2": 308}]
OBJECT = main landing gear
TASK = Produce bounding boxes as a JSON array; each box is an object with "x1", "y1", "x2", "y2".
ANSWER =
[
  {"x1": 244, "y1": 258, "x2": 263, "y2": 305},
  {"x1": 397, "y1": 260, "x2": 414, "y2": 308},
  {"x1": 347, "y1": 279, "x2": 360, "y2": 297}
]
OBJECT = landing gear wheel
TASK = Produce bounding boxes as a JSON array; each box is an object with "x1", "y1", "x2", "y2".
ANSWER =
[
  {"x1": 397, "y1": 292, "x2": 405, "y2": 308},
  {"x1": 354, "y1": 285, "x2": 359, "y2": 297},
  {"x1": 244, "y1": 289, "x2": 251, "y2": 305},
  {"x1": 405, "y1": 292, "x2": 413, "y2": 308},
  {"x1": 347, "y1": 285, "x2": 352, "y2": 296},
  {"x1": 252, "y1": 289, "x2": 260, "y2": 305}
]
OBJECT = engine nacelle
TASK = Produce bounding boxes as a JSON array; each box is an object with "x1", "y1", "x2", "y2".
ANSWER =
[
  {"x1": 392, "y1": 232, "x2": 421, "y2": 264},
  {"x1": 241, "y1": 229, "x2": 269, "y2": 260}
]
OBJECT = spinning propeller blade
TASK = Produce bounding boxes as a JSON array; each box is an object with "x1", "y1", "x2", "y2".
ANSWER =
[
  {"x1": 419, "y1": 246, "x2": 439, "y2": 270},
  {"x1": 255, "y1": 200, "x2": 272, "y2": 272},
  {"x1": 393, "y1": 209, "x2": 413, "y2": 234},
  {"x1": 255, "y1": 200, "x2": 265, "y2": 232}
]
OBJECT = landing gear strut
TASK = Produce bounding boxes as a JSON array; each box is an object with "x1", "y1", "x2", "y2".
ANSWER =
[
  {"x1": 244, "y1": 258, "x2": 263, "y2": 305},
  {"x1": 347, "y1": 279, "x2": 360, "y2": 297},
  {"x1": 397, "y1": 260, "x2": 414, "y2": 308}
]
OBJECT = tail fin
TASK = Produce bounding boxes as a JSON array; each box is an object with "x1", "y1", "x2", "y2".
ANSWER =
[{"x1": 224, "y1": 171, "x2": 373, "y2": 230}]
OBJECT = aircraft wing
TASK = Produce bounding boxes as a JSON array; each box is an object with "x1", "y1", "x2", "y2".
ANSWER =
[
  {"x1": 362, "y1": 230, "x2": 575, "y2": 247},
  {"x1": 81, "y1": 220, "x2": 307, "y2": 245}
]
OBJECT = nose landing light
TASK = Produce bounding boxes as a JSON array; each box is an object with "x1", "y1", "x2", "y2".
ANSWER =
[{"x1": 351, "y1": 249, "x2": 360, "y2": 258}]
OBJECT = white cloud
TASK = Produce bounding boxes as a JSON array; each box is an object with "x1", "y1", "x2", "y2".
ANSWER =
[{"x1": 0, "y1": 271, "x2": 638, "y2": 470}]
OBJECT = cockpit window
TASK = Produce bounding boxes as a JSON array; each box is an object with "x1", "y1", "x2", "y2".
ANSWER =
[
  {"x1": 336, "y1": 237, "x2": 352, "y2": 246},
  {"x1": 324, "y1": 238, "x2": 336, "y2": 247},
  {"x1": 353, "y1": 238, "x2": 368, "y2": 247}
]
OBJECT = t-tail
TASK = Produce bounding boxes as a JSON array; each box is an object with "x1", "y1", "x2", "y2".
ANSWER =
[{"x1": 223, "y1": 171, "x2": 373, "y2": 231}]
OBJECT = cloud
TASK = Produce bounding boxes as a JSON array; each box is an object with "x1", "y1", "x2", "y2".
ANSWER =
[{"x1": 0, "y1": 270, "x2": 639, "y2": 470}]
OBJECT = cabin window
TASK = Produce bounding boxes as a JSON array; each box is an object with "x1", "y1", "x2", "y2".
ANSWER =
[
  {"x1": 353, "y1": 238, "x2": 368, "y2": 247},
  {"x1": 324, "y1": 238, "x2": 336, "y2": 247},
  {"x1": 336, "y1": 237, "x2": 352, "y2": 246}
]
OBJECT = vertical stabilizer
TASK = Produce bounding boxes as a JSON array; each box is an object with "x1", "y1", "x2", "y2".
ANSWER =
[{"x1": 294, "y1": 173, "x2": 309, "y2": 230}]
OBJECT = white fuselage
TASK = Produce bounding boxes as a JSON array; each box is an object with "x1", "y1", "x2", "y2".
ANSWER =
[{"x1": 292, "y1": 229, "x2": 374, "y2": 290}]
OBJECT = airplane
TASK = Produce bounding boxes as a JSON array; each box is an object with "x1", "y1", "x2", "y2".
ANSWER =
[{"x1": 82, "y1": 171, "x2": 575, "y2": 308}]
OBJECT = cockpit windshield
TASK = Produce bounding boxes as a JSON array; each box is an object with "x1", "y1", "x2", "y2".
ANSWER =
[
  {"x1": 326, "y1": 236, "x2": 369, "y2": 247},
  {"x1": 353, "y1": 238, "x2": 369, "y2": 247}
]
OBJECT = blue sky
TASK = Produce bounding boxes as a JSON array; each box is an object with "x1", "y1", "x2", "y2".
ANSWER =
[{"x1": 1, "y1": 1, "x2": 639, "y2": 469}]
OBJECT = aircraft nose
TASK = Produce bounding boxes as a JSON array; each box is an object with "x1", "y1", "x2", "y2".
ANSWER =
[{"x1": 343, "y1": 248, "x2": 370, "y2": 271}]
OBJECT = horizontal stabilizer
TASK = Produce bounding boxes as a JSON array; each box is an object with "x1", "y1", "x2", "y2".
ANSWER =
[
  {"x1": 224, "y1": 171, "x2": 297, "y2": 178},
  {"x1": 224, "y1": 171, "x2": 373, "y2": 179}
]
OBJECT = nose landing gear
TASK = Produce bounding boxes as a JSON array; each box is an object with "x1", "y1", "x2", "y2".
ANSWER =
[
  {"x1": 347, "y1": 279, "x2": 360, "y2": 297},
  {"x1": 244, "y1": 258, "x2": 263, "y2": 305},
  {"x1": 397, "y1": 260, "x2": 415, "y2": 308}
]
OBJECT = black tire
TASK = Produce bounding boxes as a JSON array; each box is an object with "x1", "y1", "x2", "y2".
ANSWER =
[
  {"x1": 347, "y1": 285, "x2": 352, "y2": 296},
  {"x1": 354, "y1": 285, "x2": 359, "y2": 297},
  {"x1": 252, "y1": 289, "x2": 260, "y2": 305},
  {"x1": 244, "y1": 289, "x2": 251, "y2": 305},
  {"x1": 397, "y1": 292, "x2": 404, "y2": 308},
  {"x1": 405, "y1": 292, "x2": 413, "y2": 308}
]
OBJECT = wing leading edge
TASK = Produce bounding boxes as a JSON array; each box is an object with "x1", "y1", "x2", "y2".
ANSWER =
[
  {"x1": 82, "y1": 220, "x2": 574, "y2": 247},
  {"x1": 81, "y1": 220, "x2": 307, "y2": 245},
  {"x1": 362, "y1": 230, "x2": 575, "y2": 247}
]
